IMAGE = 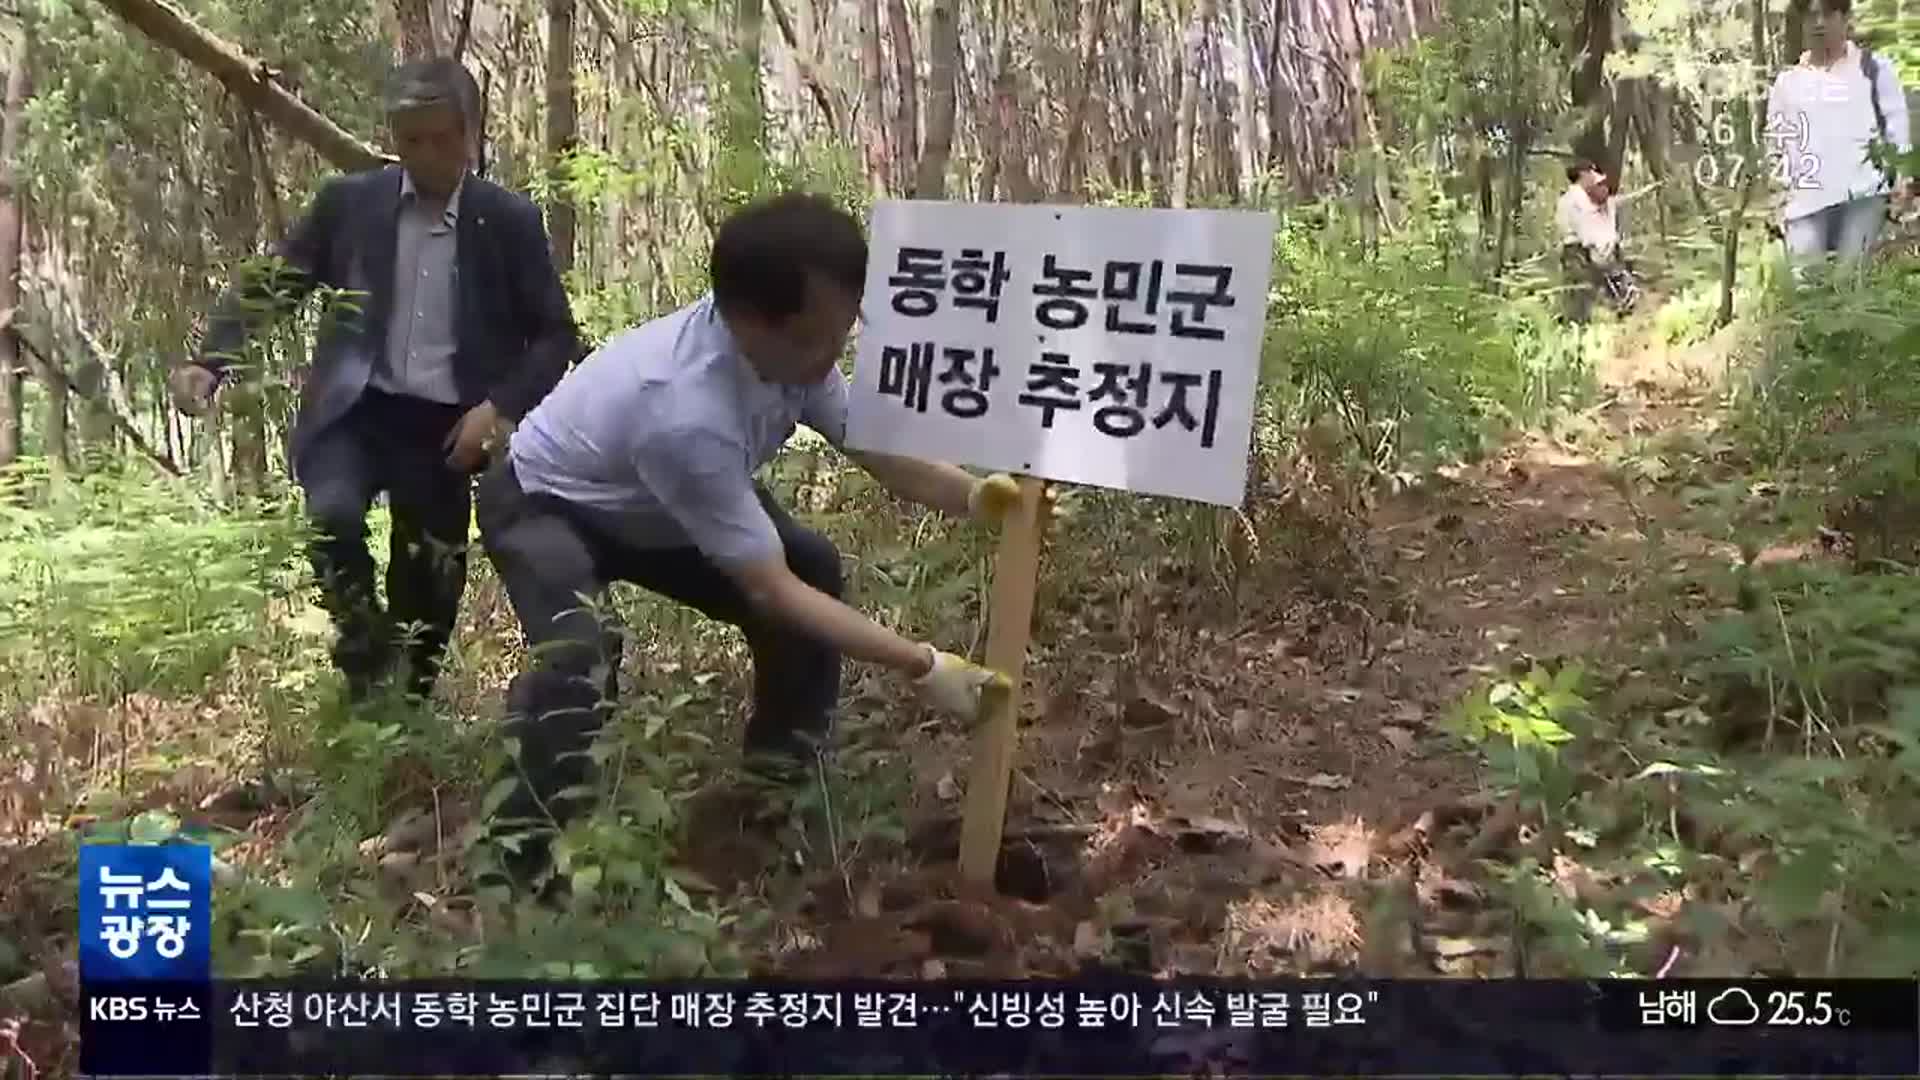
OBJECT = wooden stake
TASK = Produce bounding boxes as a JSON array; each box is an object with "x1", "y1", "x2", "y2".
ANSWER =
[{"x1": 958, "y1": 474, "x2": 1048, "y2": 886}]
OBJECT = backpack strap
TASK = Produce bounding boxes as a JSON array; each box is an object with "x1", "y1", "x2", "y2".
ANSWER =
[{"x1": 1863, "y1": 48, "x2": 1888, "y2": 142}]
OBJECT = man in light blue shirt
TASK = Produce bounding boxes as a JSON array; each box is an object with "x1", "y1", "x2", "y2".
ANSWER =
[{"x1": 476, "y1": 192, "x2": 1023, "y2": 894}]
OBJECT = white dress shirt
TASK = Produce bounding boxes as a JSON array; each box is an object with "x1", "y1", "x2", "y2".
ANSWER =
[
  {"x1": 1557, "y1": 185, "x2": 1621, "y2": 260},
  {"x1": 508, "y1": 295, "x2": 849, "y2": 568}
]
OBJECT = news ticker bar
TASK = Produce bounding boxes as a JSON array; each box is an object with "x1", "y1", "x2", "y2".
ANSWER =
[{"x1": 81, "y1": 977, "x2": 1918, "y2": 1077}]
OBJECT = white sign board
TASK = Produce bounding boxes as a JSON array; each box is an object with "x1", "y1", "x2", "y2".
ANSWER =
[{"x1": 845, "y1": 200, "x2": 1277, "y2": 508}]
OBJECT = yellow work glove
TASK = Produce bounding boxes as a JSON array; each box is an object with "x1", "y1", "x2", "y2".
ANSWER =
[
  {"x1": 967, "y1": 473, "x2": 1022, "y2": 523},
  {"x1": 912, "y1": 645, "x2": 1005, "y2": 717}
]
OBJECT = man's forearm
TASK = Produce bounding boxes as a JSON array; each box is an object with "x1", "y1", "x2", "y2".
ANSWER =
[
  {"x1": 852, "y1": 450, "x2": 975, "y2": 517},
  {"x1": 761, "y1": 572, "x2": 932, "y2": 675}
]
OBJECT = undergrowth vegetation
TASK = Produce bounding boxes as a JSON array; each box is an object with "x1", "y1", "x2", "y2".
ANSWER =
[
  {"x1": 7, "y1": 176, "x2": 1920, "y2": 989},
  {"x1": 1435, "y1": 258, "x2": 1920, "y2": 977}
]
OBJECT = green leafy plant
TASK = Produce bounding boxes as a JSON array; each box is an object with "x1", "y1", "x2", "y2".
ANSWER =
[{"x1": 1447, "y1": 663, "x2": 1588, "y2": 814}]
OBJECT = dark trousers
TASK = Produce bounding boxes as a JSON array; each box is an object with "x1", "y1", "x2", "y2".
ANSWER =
[
  {"x1": 1561, "y1": 243, "x2": 1636, "y2": 324},
  {"x1": 474, "y1": 457, "x2": 843, "y2": 828},
  {"x1": 298, "y1": 388, "x2": 472, "y2": 700}
]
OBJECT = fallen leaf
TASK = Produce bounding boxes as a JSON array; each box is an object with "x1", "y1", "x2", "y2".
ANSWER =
[
  {"x1": 1281, "y1": 772, "x2": 1352, "y2": 790},
  {"x1": 1429, "y1": 936, "x2": 1499, "y2": 959},
  {"x1": 935, "y1": 773, "x2": 960, "y2": 801},
  {"x1": 1379, "y1": 726, "x2": 1415, "y2": 753},
  {"x1": 1230, "y1": 708, "x2": 1254, "y2": 739},
  {"x1": 1172, "y1": 815, "x2": 1251, "y2": 852}
]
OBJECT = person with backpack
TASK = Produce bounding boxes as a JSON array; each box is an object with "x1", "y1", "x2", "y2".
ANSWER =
[
  {"x1": 1765, "y1": 0, "x2": 1914, "y2": 271},
  {"x1": 1556, "y1": 161, "x2": 1644, "y2": 323}
]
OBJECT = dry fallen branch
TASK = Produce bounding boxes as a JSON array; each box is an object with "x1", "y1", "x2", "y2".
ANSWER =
[{"x1": 93, "y1": 0, "x2": 391, "y2": 172}]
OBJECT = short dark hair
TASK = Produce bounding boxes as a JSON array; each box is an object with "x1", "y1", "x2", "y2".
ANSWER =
[
  {"x1": 1567, "y1": 159, "x2": 1598, "y2": 182},
  {"x1": 1817, "y1": 0, "x2": 1851, "y2": 15},
  {"x1": 710, "y1": 192, "x2": 867, "y2": 321},
  {"x1": 383, "y1": 56, "x2": 476, "y2": 130}
]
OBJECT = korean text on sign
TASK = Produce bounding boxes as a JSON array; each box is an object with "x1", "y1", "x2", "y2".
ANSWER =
[
  {"x1": 847, "y1": 200, "x2": 1277, "y2": 508},
  {"x1": 78, "y1": 842, "x2": 212, "y2": 981}
]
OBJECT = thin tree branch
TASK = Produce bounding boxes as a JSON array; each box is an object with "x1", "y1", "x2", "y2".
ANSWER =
[{"x1": 14, "y1": 329, "x2": 180, "y2": 475}]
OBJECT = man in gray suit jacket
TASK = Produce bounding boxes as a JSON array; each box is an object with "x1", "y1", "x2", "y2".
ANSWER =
[{"x1": 169, "y1": 57, "x2": 582, "y2": 703}]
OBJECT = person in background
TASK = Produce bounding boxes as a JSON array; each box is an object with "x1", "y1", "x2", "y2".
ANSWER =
[
  {"x1": 1766, "y1": 0, "x2": 1913, "y2": 272},
  {"x1": 168, "y1": 57, "x2": 582, "y2": 704},
  {"x1": 474, "y1": 192, "x2": 1027, "y2": 895},
  {"x1": 1556, "y1": 160, "x2": 1641, "y2": 323}
]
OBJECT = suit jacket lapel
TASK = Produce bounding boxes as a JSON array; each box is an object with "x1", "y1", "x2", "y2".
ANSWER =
[{"x1": 364, "y1": 166, "x2": 404, "y2": 338}]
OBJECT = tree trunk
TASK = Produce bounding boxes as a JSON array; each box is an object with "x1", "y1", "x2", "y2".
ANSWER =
[
  {"x1": 1476, "y1": 146, "x2": 1495, "y2": 249},
  {"x1": 220, "y1": 95, "x2": 267, "y2": 496},
  {"x1": 1717, "y1": 0, "x2": 1767, "y2": 328},
  {"x1": 1782, "y1": 0, "x2": 1808, "y2": 67},
  {"x1": 41, "y1": 344, "x2": 69, "y2": 482},
  {"x1": 1171, "y1": 0, "x2": 1213, "y2": 208},
  {"x1": 1056, "y1": 0, "x2": 1110, "y2": 198},
  {"x1": 1606, "y1": 76, "x2": 1634, "y2": 191},
  {"x1": 95, "y1": 0, "x2": 391, "y2": 171},
  {"x1": 914, "y1": 0, "x2": 959, "y2": 198},
  {"x1": 583, "y1": 0, "x2": 633, "y2": 269},
  {"x1": 1231, "y1": 0, "x2": 1259, "y2": 198},
  {"x1": 453, "y1": 0, "x2": 477, "y2": 59},
  {"x1": 1634, "y1": 79, "x2": 1671, "y2": 245},
  {"x1": 1265, "y1": 0, "x2": 1297, "y2": 184},
  {"x1": 1207, "y1": 7, "x2": 1233, "y2": 201},
  {"x1": 545, "y1": 0, "x2": 577, "y2": 275},
  {"x1": 1570, "y1": 0, "x2": 1612, "y2": 172},
  {"x1": 714, "y1": 0, "x2": 766, "y2": 213},
  {"x1": 0, "y1": 30, "x2": 28, "y2": 470},
  {"x1": 859, "y1": 0, "x2": 891, "y2": 194},
  {"x1": 884, "y1": 0, "x2": 919, "y2": 193},
  {"x1": 766, "y1": 0, "x2": 838, "y2": 131},
  {"x1": 977, "y1": 2, "x2": 1011, "y2": 200},
  {"x1": 1124, "y1": 0, "x2": 1146, "y2": 190},
  {"x1": 1493, "y1": 0, "x2": 1524, "y2": 274},
  {"x1": 988, "y1": 38, "x2": 1038, "y2": 203},
  {"x1": 396, "y1": 0, "x2": 440, "y2": 59},
  {"x1": 1331, "y1": 0, "x2": 1388, "y2": 244}
]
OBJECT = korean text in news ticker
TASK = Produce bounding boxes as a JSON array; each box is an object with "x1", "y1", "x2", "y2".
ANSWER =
[{"x1": 84, "y1": 975, "x2": 1920, "y2": 1075}]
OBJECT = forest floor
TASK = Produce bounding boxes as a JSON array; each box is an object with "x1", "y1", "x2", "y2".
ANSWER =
[
  {"x1": 686, "y1": 308, "x2": 1753, "y2": 982},
  {"x1": 0, "y1": 300, "x2": 1764, "y2": 1075}
]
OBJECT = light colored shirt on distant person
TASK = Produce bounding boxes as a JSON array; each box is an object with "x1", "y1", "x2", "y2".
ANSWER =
[
  {"x1": 1557, "y1": 184, "x2": 1622, "y2": 260},
  {"x1": 1767, "y1": 41, "x2": 1911, "y2": 223}
]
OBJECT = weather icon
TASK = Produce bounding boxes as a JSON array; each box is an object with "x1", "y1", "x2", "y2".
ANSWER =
[{"x1": 1707, "y1": 988, "x2": 1761, "y2": 1026}]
